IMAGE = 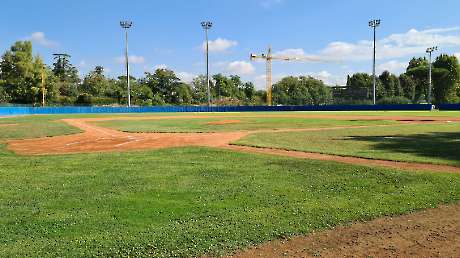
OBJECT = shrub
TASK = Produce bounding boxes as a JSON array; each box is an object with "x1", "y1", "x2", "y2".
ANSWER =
[
  {"x1": 75, "y1": 93, "x2": 93, "y2": 106},
  {"x1": 56, "y1": 96, "x2": 77, "y2": 106}
]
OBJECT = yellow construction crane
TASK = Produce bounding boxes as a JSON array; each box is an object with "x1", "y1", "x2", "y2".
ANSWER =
[{"x1": 250, "y1": 45, "x2": 319, "y2": 106}]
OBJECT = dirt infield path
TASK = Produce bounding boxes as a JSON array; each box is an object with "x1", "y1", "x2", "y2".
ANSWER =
[
  {"x1": 7, "y1": 118, "x2": 248, "y2": 154},
  {"x1": 228, "y1": 204, "x2": 460, "y2": 258},
  {"x1": 0, "y1": 123, "x2": 18, "y2": 127},
  {"x1": 225, "y1": 145, "x2": 460, "y2": 173},
  {"x1": 6, "y1": 116, "x2": 460, "y2": 173}
]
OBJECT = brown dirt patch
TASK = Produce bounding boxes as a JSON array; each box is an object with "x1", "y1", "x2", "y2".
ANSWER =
[
  {"x1": 7, "y1": 118, "x2": 249, "y2": 155},
  {"x1": 207, "y1": 120, "x2": 241, "y2": 125},
  {"x1": 6, "y1": 117, "x2": 460, "y2": 173},
  {"x1": 0, "y1": 123, "x2": 18, "y2": 127},
  {"x1": 225, "y1": 145, "x2": 460, "y2": 173},
  {"x1": 228, "y1": 204, "x2": 460, "y2": 258}
]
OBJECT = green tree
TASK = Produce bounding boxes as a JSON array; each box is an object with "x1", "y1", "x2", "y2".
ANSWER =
[
  {"x1": 399, "y1": 73, "x2": 416, "y2": 101},
  {"x1": 141, "y1": 69, "x2": 181, "y2": 103},
  {"x1": 52, "y1": 54, "x2": 80, "y2": 97},
  {"x1": 254, "y1": 90, "x2": 267, "y2": 105},
  {"x1": 131, "y1": 84, "x2": 153, "y2": 106},
  {"x1": 406, "y1": 57, "x2": 430, "y2": 102},
  {"x1": 80, "y1": 66, "x2": 109, "y2": 96},
  {"x1": 242, "y1": 82, "x2": 256, "y2": 103},
  {"x1": 346, "y1": 73, "x2": 373, "y2": 89},
  {"x1": 191, "y1": 75, "x2": 209, "y2": 104},
  {"x1": 432, "y1": 54, "x2": 460, "y2": 103},
  {"x1": 407, "y1": 57, "x2": 429, "y2": 71},
  {"x1": 0, "y1": 41, "x2": 46, "y2": 104},
  {"x1": 272, "y1": 76, "x2": 331, "y2": 105},
  {"x1": 379, "y1": 71, "x2": 402, "y2": 98},
  {"x1": 172, "y1": 83, "x2": 193, "y2": 105}
]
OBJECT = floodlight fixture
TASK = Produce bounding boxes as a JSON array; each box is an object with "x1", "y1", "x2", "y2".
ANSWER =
[
  {"x1": 426, "y1": 46, "x2": 438, "y2": 104},
  {"x1": 120, "y1": 20, "x2": 133, "y2": 107},
  {"x1": 120, "y1": 21, "x2": 133, "y2": 29},
  {"x1": 369, "y1": 19, "x2": 381, "y2": 105},
  {"x1": 201, "y1": 21, "x2": 212, "y2": 29},
  {"x1": 201, "y1": 21, "x2": 213, "y2": 106}
]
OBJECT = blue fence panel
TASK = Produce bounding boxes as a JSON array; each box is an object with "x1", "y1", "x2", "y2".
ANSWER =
[
  {"x1": 0, "y1": 104, "x2": 434, "y2": 116},
  {"x1": 437, "y1": 104, "x2": 460, "y2": 110}
]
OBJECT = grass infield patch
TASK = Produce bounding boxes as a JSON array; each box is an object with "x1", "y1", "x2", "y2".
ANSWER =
[
  {"x1": 234, "y1": 123, "x2": 460, "y2": 166},
  {"x1": 93, "y1": 117, "x2": 396, "y2": 133}
]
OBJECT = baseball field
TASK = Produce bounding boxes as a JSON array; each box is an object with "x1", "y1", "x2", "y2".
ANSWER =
[{"x1": 1, "y1": 111, "x2": 459, "y2": 257}]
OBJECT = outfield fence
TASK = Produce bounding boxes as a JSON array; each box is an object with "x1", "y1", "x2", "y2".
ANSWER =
[
  {"x1": 437, "y1": 104, "x2": 460, "y2": 111},
  {"x1": 0, "y1": 104, "x2": 439, "y2": 116}
]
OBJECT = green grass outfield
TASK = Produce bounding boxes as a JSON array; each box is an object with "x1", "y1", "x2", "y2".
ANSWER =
[
  {"x1": 234, "y1": 122, "x2": 460, "y2": 166},
  {"x1": 1, "y1": 112, "x2": 460, "y2": 256},
  {"x1": 93, "y1": 117, "x2": 397, "y2": 133},
  {"x1": 1, "y1": 111, "x2": 459, "y2": 139},
  {"x1": 90, "y1": 111, "x2": 460, "y2": 133},
  {"x1": 1, "y1": 146, "x2": 459, "y2": 257}
]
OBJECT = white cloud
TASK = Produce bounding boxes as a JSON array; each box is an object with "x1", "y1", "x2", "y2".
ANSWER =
[
  {"x1": 275, "y1": 27, "x2": 460, "y2": 62},
  {"x1": 154, "y1": 64, "x2": 168, "y2": 70},
  {"x1": 177, "y1": 72, "x2": 197, "y2": 82},
  {"x1": 312, "y1": 70, "x2": 332, "y2": 83},
  {"x1": 115, "y1": 55, "x2": 145, "y2": 65},
  {"x1": 225, "y1": 61, "x2": 255, "y2": 75},
  {"x1": 377, "y1": 60, "x2": 407, "y2": 75},
  {"x1": 309, "y1": 70, "x2": 348, "y2": 86},
  {"x1": 28, "y1": 32, "x2": 58, "y2": 48},
  {"x1": 203, "y1": 38, "x2": 238, "y2": 53},
  {"x1": 455, "y1": 53, "x2": 460, "y2": 59}
]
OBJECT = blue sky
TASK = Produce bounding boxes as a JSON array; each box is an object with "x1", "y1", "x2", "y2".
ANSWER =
[{"x1": 2, "y1": 0, "x2": 460, "y2": 88}]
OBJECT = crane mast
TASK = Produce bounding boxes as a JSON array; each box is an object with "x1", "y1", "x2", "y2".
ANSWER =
[{"x1": 250, "y1": 45, "x2": 310, "y2": 106}]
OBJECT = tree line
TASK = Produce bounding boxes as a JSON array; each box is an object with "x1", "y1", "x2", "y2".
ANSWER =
[
  {"x1": 0, "y1": 41, "x2": 266, "y2": 106},
  {"x1": 343, "y1": 55, "x2": 460, "y2": 104},
  {"x1": 1, "y1": 41, "x2": 459, "y2": 106}
]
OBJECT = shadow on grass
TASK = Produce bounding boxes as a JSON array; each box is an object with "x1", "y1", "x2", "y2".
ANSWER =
[{"x1": 345, "y1": 132, "x2": 460, "y2": 165}]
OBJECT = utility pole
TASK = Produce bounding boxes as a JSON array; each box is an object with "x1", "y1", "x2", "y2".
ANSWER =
[
  {"x1": 41, "y1": 67, "x2": 46, "y2": 107},
  {"x1": 426, "y1": 46, "x2": 438, "y2": 104},
  {"x1": 201, "y1": 21, "x2": 213, "y2": 106},
  {"x1": 120, "y1": 21, "x2": 133, "y2": 107},
  {"x1": 369, "y1": 19, "x2": 381, "y2": 105}
]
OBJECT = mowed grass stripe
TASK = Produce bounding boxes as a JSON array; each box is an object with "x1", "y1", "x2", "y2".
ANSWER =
[{"x1": 0, "y1": 146, "x2": 459, "y2": 257}]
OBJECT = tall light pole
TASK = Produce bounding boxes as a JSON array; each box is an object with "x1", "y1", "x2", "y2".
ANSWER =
[
  {"x1": 201, "y1": 21, "x2": 212, "y2": 106},
  {"x1": 426, "y1": 46, "x2": 438, "y2": 104},
  {"x1": 120, "y1": 21, "x2": 133, "y2": 107},
  {"x1": 369, "y1": 19, "x2": 381, "y2": 105}
]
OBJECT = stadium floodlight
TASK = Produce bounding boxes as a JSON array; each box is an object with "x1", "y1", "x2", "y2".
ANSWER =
[
  {"x1": 426, "y1": 46, "x2": 438, "y2": 104},
  {"x1": 201, "y1": 21, "x2": 213, "y2": 106},
  {"x1": 120, "y1": 21, "x2": 133, "y2": 107},
  {"x1": 369, "y1": 19, "x2": 381, "y2": 105}
]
